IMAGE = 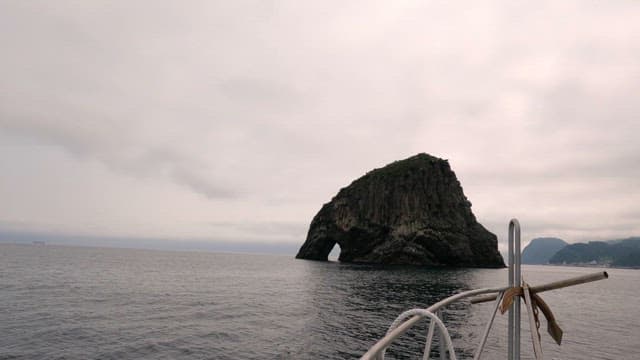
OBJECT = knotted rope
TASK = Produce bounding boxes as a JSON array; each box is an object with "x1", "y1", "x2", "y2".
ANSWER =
[{"x1": 499, "y1": 285, "x2": 563, "y2": 345}]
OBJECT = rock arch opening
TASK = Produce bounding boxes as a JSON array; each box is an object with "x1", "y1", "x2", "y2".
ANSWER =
[{"x1": 328, "y1": 243, "x2": 341, "y2": 261}]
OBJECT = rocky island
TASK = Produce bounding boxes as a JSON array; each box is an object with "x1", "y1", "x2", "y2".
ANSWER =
[{"x1": 296, "y1": 153, "x2": 505, "y2": 267}]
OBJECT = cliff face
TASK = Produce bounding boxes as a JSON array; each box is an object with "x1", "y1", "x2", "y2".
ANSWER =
[{"x1": 296, "y1": 153, "x2": 505, "y2": 267}]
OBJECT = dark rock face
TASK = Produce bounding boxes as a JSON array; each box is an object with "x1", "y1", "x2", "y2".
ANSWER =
[{"x1": 296, "y1": 153, "x2": 505, "y2": 267}]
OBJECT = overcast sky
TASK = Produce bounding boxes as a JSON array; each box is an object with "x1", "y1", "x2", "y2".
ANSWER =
[{"x1": 1, "y1": 1, "x2": 639, "y2": 252}]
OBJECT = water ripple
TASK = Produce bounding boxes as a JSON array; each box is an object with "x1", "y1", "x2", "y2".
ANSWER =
[{"x1": 1, "y1": 244, "x2": 638, "y2": 359}]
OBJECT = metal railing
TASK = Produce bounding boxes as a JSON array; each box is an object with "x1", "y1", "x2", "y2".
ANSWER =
[
  {"x1": 361, "y1": 219, "x2": 609, "y2": 360},
  {"x1": 508, "y1": 219, "x2": 521, "y2": 360}
]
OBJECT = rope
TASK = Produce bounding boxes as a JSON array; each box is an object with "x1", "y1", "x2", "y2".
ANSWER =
[
  {"x1": 380, "y1": 309, "x2": 457, "y2": 360},
  {"x1": 499, "y1": 286, "x2": 563, "y2": 345}
]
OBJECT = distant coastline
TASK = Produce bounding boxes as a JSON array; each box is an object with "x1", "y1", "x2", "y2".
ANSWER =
[
  {"x1": 522, "y1": 237, "x2": 640, "y2": 269},
  {"x1": 540, "y1": 262, "x2": 640, "y2": 270},
  {"x1": 523, "y1": 261, "x2": 639, "y2": 270}
]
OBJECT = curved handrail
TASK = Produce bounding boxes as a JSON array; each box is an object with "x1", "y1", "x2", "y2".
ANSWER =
[
  {"x1": 361, "y1": 270, "x2": 608, "y2": 360},
  {"x1": 361, "y1": 286, "x2": 508, "y2": 360},
  {"x1": 361, "y1": 218, "x2": 609, "y2": 360},
  {"x1": 383, "y1": 309, "x2": 458, "y2": 360}
]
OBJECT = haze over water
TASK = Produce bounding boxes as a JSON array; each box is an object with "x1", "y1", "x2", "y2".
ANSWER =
[{"x1": 2, "y1": 243, "x2": 638, "y2": 359}]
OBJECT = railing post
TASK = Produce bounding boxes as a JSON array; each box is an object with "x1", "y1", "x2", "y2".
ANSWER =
[
  {"x1": 361, "y1": 217, "x2": 608, "y2": 360},
  {"x1": 438, "y1": 309, "x2": 445, "y2": 360},
  {"x1": 472, "y1": 291, "x2": 504, "y2": 360},
  {"x1": 508, "y1": 219, "x2": 521, "y2": 360}
]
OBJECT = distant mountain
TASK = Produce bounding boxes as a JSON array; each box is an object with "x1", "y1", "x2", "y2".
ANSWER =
[
  {"x1": 549, "y1": 237, "x2": 640, "y2": 267},
  {"x1": 521, "y1": 237, "x2": 568, "y2": 264},
  {"x1": 604, "y1": 237, "x2": 640, "y2": 246}
]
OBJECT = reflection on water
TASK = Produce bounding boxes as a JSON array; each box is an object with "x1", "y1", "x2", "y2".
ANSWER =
[
  {"x1": 299, "y1": 261, "x2": 485, "y2": 359},
  {"x1": 297, "y1": 261, "x2": 639, "y2": 360}
]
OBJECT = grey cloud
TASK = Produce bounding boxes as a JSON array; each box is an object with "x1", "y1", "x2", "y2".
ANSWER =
[
  {"x1": 171, "y1": 167, "x2": 238, "y2": 200},
  {"x1": 0, "y1": 1, "x2": 639, "y2": 242},
  {"x1": 219, "y1": 77, "x2": 300, "y2": 105},
  {"x1": 0, "y1": 120, "x2": 240, "y2": 200},
  {"x1": 206, "y1": 221, "x2": 308, "y2": 242}
]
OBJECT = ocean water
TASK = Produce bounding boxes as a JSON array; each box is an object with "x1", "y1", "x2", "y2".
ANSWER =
[{"x1": 1, "y1": 244, "x2": 639, "y2": 359}]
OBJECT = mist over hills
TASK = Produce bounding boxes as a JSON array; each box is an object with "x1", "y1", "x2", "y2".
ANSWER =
[
  {"x1": 521, "y1": 237, "x2": 568, "y2": 264},
  {"x1": 0, "y1": 230, "x2": 298, "y2": 255},
  {"x1": 549, "y1": 237, "x2": 640, "y2": 267},
  {"x1": 4, "y1": 228, "x2": 639, "y2": 267},
  {"x1": 521, "y1": 236, "x2": 640, "y2": 268}
]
